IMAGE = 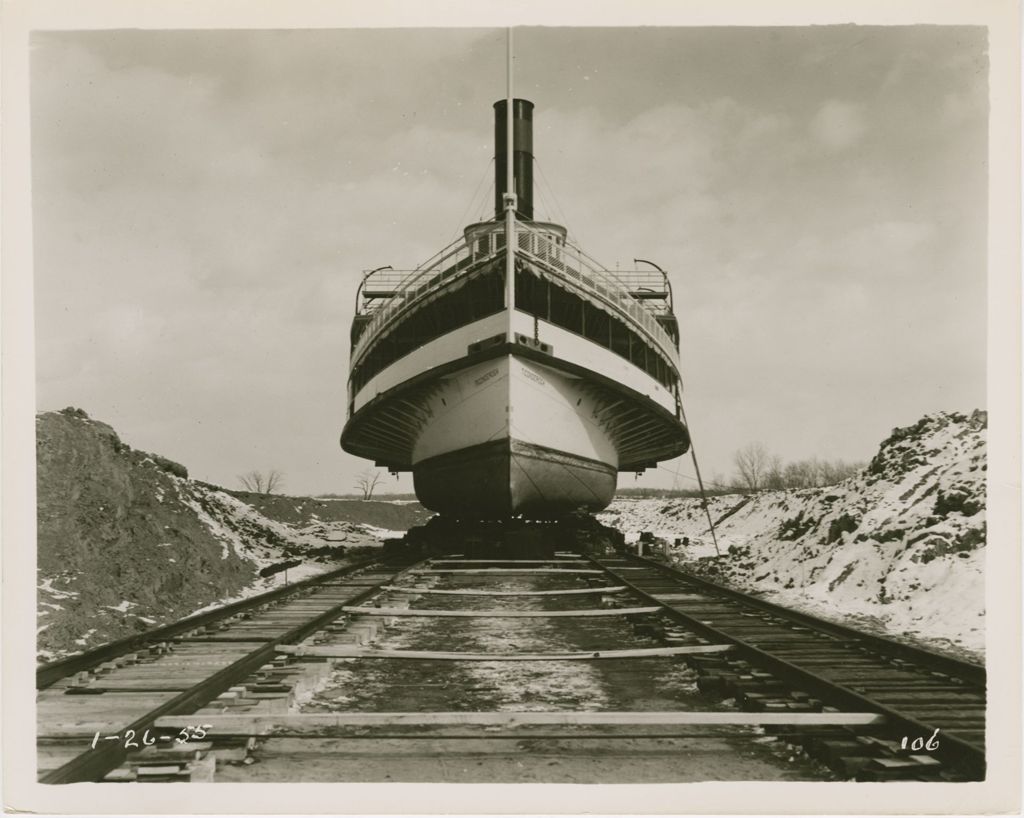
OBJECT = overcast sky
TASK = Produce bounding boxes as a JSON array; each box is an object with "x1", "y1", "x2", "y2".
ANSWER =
[{"x1": 31, "y1": 26, "x2": 988, "y2": 495}]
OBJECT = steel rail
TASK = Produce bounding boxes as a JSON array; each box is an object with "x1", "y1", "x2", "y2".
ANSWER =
[
  {"x1": 631, "y1": 553, "x2": 984, "y2": 685},
  {"x1": 37, "y1": 559, "x2": 380, "y2": 690},
  {"x1": 593, "y1": 554, "x2": 985, "y2": 778},
  {"x1": 38, "y1": 560, "x2": 418, "y2": 784}
]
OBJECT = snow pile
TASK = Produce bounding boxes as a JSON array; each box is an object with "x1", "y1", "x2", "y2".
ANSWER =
[{"x1": 599, "y1": 411, "x2": 986, "y2": 660}]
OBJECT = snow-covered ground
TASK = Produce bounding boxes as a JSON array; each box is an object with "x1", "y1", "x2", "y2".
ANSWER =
[
  {"x1": 599, "y1": 411, "x2": 986, "y2": 661},
  {"x1": 174, "y1": 482, "x2": 390, "y2": 616},
  {"x1": 186, "y1": 562, "x2": 341, "y2": 616},
  {"x1": 358, "y1": 524, "x2": 406, "y2": 541}
]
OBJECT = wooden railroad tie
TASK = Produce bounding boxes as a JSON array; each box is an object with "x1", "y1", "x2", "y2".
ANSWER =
[
  {"x1": 339, "y1": 606, "x2": 662, "y2": 618},
  {"x1": 428, "y1": 559, "x2": 592, "y2": 565},
  {"x1": 379, "y1": 585, "x2": 628, "y2": 596},
  {"x1": 276, "y1": 644, "x2": 736, "y2": 660},
  {"x1": 153, "y1": 711, "x2": 887, "y2": 733},
  {"x1": 415, "y1": 568, "x2": 605, "y2": 575}
]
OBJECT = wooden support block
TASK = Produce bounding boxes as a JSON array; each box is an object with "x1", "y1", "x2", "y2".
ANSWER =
[
  {"x1": 102, "y1": 769, "x2": 137, "y2": 782},
  {"x1": 136, "y1": 764, "x2": 184, "y2": 776},
  {"x1": 907, "y1": 755, "x2": 942, "y2": 766},
  {"x1": 810, "y1": 739, "x2": 878, "y2": 766},
  {"x1": 189, "y1": 755, "x2": 217, "y2": 782},
  {"x1": 870, "y1": 758, "x2": 934, "y2": 769},
  {"x1": 836, "y1": 756, "x2": 876, "y2": 777}
]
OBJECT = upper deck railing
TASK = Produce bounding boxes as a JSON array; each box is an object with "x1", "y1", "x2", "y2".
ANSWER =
[
  {"x1": 352, "y1": 221, "x2": 678, "y2": 368},
  {"x1": 514, "y1": 223, "x2": 678, "y2": 365}
]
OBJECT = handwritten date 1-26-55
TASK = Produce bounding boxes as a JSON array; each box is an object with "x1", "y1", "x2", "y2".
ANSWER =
[{"x1": 90, "y1": 724, "x2": 211, "y2": 749}]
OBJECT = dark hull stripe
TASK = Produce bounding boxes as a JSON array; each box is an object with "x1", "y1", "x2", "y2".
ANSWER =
[{"x1": 414, "y1": 438, "x2": 616, "y2": 519}]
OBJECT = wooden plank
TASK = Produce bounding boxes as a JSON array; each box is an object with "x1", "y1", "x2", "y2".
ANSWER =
[
  {"x1": 152, "y1": 711, "x2": 887, "y2": 732},
  {"x1": 64, "y1": 683, "x2": 193, "y2": 693},
  {"x1": 339, "y1": 606, "x2": 661, "y2": 618},
  {"x1": 428, "y1": 560, "x2": 591, "y2": 565},
  {"x1": 380, "y1": 585, "x2": 628, "y2": 597},
  {"x1": 415, "y1": 569, "x2": 604, "y2": 575},
  {"x1": 652, "y1": 594, "x2": 716, "y2": 602},
  {"x1": 277, "y1": 644, "x2": 736, "y2": 660}
]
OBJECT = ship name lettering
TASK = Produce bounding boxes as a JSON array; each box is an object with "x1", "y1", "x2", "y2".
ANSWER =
[
  {"x1": 474, "y1": 368, "x2": 499, "y2": 386},
  {"x1": 522, "y1": 369, "x2": 546, "y2": 386}
]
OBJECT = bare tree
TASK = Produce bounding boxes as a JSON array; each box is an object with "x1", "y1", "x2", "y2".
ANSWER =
[
  {"x1": 783, "y1": 459, "x2": 817, "y2": 489},
  {"x1": 819, "y1": 459, "x2": 865, "y2": 485},
  {"x1": 238, "y1": 469, "x2": 284, "y2": 495},
  {"x1": 733, "y1": 442, "x2": 772, "y2": 492},
  {"x1": 776, "y1": 457, "x2": 864, "y2": 489},
  {"x1": 355, "y1": 469, "x2": 382, "y2": 500},
  {"x1": 764, "y1": 454, "x2": 785, "y2": 490}
]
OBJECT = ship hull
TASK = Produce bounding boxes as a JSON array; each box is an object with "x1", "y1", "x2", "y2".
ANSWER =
[
  {"x1": 410, "y1": 354, "x2": 618, "y2": 517},
  {"x1": 342, "y1": 314, "x2": 690, "y2": 519},
  {"x1": 414, "y1": 438, "x2": 616, "y2": 518}
]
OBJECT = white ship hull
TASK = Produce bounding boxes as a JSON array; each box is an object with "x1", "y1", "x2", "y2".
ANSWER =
[
  {"x1": 411, "y1": 355, "x2": 618, "y2": 516},
  {"x1": 342, "y1": 309, "x2": 689, "y2": 518}
]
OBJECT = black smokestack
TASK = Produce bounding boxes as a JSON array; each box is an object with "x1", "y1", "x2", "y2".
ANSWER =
[{"x1": 494, "y1": 98, "x2": 534, "y2": 221}]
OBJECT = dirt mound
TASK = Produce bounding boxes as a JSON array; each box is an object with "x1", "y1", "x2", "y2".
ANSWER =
[
  {"x1": 35, "y1": 409, "x2": 384, "y2": 661},
  {"x1": 599, "y1": 410, "x2": 986, "y2": 660}
]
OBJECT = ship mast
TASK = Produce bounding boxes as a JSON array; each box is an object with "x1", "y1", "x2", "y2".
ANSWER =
[{"x1": 504, "y1": 28, "x2": 516, "y2": 329}]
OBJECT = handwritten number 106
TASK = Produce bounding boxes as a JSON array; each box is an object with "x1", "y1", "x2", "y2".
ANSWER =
[{"x1": 901, "y1": 729, "x2": 940, "y2": 751}]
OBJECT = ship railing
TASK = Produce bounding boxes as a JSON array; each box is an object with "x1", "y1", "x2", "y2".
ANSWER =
[
  {"x1": 516, "y1": 222, "x2": 679, "y2": 366},
  {"x1": 352, "y1": 222, "x2": 678, "y2": 368},
  {"x1": 352, "y1": 234, "x2": 495, "y2": 364}
]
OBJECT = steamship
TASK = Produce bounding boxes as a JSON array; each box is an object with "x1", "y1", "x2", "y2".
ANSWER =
[{"x1": 341, "y1": 98, "x2": 690, "y2": 517}]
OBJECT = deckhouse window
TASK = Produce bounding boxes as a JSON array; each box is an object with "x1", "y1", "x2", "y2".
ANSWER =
[
  {"x1": 514, "y1": 268, "x2": 675, "y2": 390},
  {"x1": 350, "y1": 264, "x2": 677, "y2": 398},
  {"x1": 350, "y1": 271, "x2": 504, "y2": 394}
]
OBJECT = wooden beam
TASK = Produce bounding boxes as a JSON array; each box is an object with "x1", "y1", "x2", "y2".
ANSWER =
[
  {"x1": 277, "y1": 644, "x2": 735, "y2": 660},
  {"x1": 397, "y1": 398, "x2": 430, "y2": 424},
  {"x1": 619, "y1": 443, "x2": 674, "y2": 464},
  {"x1": 428, "y1": 559, "x2": 591, "y2": 565},
  {"x1": 153, "y1": 711, "x2": 888, "y2": 732},
  {"x1": 606, "y1": 406, "x2": 645, "y2": 434},
  {"x1": 353, "y1": 426, "x2": 406, "y2": 452},
  {"x1": 366, "y1": 414, "x2": 413, "y2": 441},
  {"x1": 376, "y1": 408, "x2": 421, "y2": 437},
  {"x1": 340, "y1": 606, "x2": 661, "y2": 618},
  {"x1": 416, "y1": 568, "x2": 604, "y2": 575},
  {"x1": 380, "y1": 585, "x2": 628, "y2": 597},
  {"x1": 614, "y1": 420, "x2": 662, "y2": 448}
]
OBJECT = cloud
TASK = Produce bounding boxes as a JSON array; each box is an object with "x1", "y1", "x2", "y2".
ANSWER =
[
  {"x1": 810, "y1": 100, "x2": 868, "y2": 152},
  {"x1": 30, "y1": 29, "x2": 987, "y2": 493},
  {"x1": 941, "y1": 88, "x2": 988, "y2": 128}
]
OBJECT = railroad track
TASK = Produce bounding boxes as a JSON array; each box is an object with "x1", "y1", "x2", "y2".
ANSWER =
[
  {"x1": 36, "y1": 548, "x2": 985, "y2": 783},
  {"x1": 594, "y1": 552, "x2": 986, "y2": 780},
  {"x1": 36, "y1": 559, "x2": 414, "y2": 783}
]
